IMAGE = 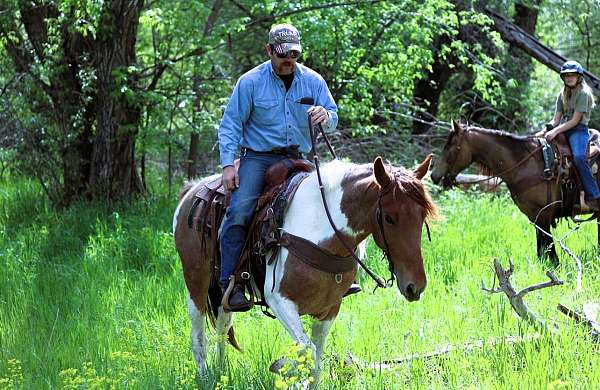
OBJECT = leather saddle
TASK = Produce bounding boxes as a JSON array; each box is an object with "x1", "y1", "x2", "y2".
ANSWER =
[
  {"x1": 549, "y1": 129, "x2": 600, "y2": 213},
  {"x1": 188, "y1": 158, "x2": 315, "y2": 307},
  {"x1": 552, "y1": 129, "x2": 600, "y2": 160}
]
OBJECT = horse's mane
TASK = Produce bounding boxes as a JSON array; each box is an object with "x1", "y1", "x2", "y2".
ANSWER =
[
  {"x1": 323, "y1": 160, "x2": 437, "y2": 220},
  {"x1": 467, "y1": 125, "x2": 533, "y2": 142}
]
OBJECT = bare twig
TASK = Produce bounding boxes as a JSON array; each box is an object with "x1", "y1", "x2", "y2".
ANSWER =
[
  {"x1": 481, "y1": 258, "x2": 563, "y2": 332},
  {"x1": 529, "y1": 213, "x2": 591, "y2": 292},
  {"x1": 342, "y1": 334, "x2": 540, "y2": 369},
  {"x1": 557, "y1": 303, "x2": 600, "y2": 341}
]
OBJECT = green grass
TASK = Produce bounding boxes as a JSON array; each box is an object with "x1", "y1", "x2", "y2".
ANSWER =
[{"x1": 1, "y1": 176, "x2": 599, "y2": 389}]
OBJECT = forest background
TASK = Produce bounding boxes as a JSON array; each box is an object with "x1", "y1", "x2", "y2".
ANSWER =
[
  {"x1": 2, "y1": 1, "x2": 600, "y2": 388},
  {"x1": 1, "y1": 0, "x2": 599, "y2": 205}
]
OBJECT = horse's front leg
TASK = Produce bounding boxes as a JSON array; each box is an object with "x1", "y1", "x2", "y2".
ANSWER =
[
  {"x1": 265, "y1": 290, "x2": 316, "y2": 369},
  {"x1": 535, "y1": 222, "x2": 558, "y2": 266},
  {"x1": 216, "y1": 306, "x2": 234, "y2": 368},
  {"x1": 310, "y1": 318, "x2": 335, "y2": 386}
]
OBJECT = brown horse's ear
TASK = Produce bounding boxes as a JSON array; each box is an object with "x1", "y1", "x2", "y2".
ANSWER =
[
  {"x1": 452, "y1": 120, "x2": 463, "y2": 133},
  {"x1": 373, "y1": 156, "x2": 392, "y2": 187},
  {"x1": 414, "y1": 154, "x2": 432, "y2": 180}
]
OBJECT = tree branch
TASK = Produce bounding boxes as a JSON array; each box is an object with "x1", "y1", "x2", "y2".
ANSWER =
[{"x1": 481, "y1": 258, "x2": 563, "y2": 332}]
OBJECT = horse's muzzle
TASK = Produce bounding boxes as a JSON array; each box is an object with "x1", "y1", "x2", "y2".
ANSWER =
[{"x1": 398, "y1": 279, "x2": 426, "y2": 302}]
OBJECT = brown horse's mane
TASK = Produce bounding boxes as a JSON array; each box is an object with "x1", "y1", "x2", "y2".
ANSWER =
[
  {"x1": 393, "y1": 168, "x2": 438, "y2": 220},
  {"x1": 349, "y1": 162, "x2": 437, "y2": 220},
  {"x1": 467, "y1": 125, "x2": 534, "y2": 142},
  {"x1": 465, "y1": 125, "x2": 539, "y2": 164}
]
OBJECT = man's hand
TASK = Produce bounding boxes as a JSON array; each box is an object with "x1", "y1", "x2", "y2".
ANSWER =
[
  {"x1": 307, "y1": 105, "x2": 330, "y2": 126},
  {"x1": 535, "y1": 130, "x2": 546, "y2": 137},
  {"x1": 545, "y1": 129, "x2": 559, "y2": 142},
  {"x1": 222, "y1": 165, "x2": 239, "y2": 191}
]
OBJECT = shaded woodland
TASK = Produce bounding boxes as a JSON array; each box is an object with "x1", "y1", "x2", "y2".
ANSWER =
[{"x1": 1, "y1": 0, "x2": 598, "y2": 206}]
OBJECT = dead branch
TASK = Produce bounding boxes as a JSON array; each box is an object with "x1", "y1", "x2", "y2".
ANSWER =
[
  {"x1": 529, "y1": 212, "x2": 594, "y2": 292},
  {"x1": 341, "y1": 334, "x2": 540, "y2": 370},
  {"x1": 481, "y1": 258, "x2": 563, "y2": 332},
  {"x1": 557, "y1": 303, "x2": 600, "y2": 341}
]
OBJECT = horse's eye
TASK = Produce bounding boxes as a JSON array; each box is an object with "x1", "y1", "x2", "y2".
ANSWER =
[{"x1": 384, "y1": 215, "x2": 395, "y2": 225}]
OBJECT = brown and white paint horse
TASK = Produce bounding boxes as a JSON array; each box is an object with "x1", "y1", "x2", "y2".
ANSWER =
[{"x1": 173, "y1": 156, "x2": 437, "y2": 384}]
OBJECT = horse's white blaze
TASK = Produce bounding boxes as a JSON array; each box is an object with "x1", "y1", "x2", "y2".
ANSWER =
[{"x1": 187, "y1": 295, "x2": 208, "y2": 376}]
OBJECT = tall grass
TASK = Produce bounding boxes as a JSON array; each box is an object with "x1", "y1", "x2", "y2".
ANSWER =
[{"x1": 1, "y1": 176, "x2": 599, "y2": 389}]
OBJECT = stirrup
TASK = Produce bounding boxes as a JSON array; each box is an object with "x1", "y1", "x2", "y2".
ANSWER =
[{"x1": 221, "y1": 275, "x2": 252, "y2": 312}]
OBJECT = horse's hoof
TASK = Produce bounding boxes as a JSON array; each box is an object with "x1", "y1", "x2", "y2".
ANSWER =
[{"x1": 269, "y1": 357, "x2": 287, "y2": 373}]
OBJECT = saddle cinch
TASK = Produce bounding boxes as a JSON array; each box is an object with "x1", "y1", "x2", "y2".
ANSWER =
[
  {"x1": 546, "y1": 129, "x2": 600, "y2": 213},
  {"x1": 188, "y1": 158, "x2": 315, "y2": 311}
]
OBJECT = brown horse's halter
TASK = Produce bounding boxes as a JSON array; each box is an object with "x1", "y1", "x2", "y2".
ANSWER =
[{"x1": 442, "y1": 128, "x2": 543, "y2": 189}]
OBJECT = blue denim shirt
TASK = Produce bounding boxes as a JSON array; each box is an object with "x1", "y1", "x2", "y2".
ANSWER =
[{"x1": 218, "y1": 60, "x2": 338, "y2": 167}]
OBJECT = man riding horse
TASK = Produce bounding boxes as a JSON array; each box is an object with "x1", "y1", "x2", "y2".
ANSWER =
[{"x1": 217, "y1": 23, "x2": 358, "y2": 311}]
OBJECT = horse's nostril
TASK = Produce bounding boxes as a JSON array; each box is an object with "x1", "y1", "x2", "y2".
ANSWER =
[{"x1": 406, "y1": 283, "x2": 416, "y2": 297}]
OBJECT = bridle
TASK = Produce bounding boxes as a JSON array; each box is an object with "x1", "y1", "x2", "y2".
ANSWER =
[
  {"x1": 440, "y1": 127, "x2": 542, "y2": 189},
  {"x1": 439, "y1": 128, "x2": 469, "y2": 187},
  {"x1": 375, "y1": 171, "x2": 432, "y2": 287},
  {"x1": 302, "y1": 97, "x2": 430, "y2": 289}
]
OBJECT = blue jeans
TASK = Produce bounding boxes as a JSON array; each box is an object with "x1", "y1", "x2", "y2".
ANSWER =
[
  {"x1": 219, "y1": 150, "x2": 287, "y2": 286},
  {"x1": 566, "y1": 124, "x2": 600, "y2": 200}
]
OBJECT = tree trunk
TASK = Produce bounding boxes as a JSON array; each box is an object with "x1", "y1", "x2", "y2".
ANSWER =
[
  {"x1": 503, "y1": 1, "x2": 540, "y2": 130},
  {"x1": 484, "y1": 7, "x2": 600, "y2": 95},
  {"x1": 2, "y1": 0, "x2": 145, "y2": 206},
  {"x1": 411, "y1": 36, "x2": 457, "y2": 134},
  {"x1": 88, "y1": 0, "x2": 145, "y2": 202}
]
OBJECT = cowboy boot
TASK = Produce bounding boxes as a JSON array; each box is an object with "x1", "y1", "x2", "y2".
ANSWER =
[
  {"x1": 221, "y1": 276, "x2": 252, "y2": 312},
  {"x1": 586, "y1": 198, "x2": 600, "y2": 211}
]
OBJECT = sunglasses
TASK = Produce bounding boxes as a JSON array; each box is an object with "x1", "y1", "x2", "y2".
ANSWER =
[{"x1": 271, "y1": 45, "x2": 300, "y2": 59}]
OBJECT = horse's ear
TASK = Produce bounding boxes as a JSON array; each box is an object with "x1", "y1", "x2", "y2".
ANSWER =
[
  {"x1": 414, "y1": 154, "x2": 432, "y2": 180},
  {"x1": 452, "y1": 120, "x2": 463, "y2": 133},
  {"x1": 373, "y1": 156, "x2": 392, "y2": 187}
]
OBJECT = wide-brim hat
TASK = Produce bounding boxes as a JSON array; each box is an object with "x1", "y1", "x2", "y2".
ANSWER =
[{"x1": 268, "y1": 23, "x2": 302, "y2": 54}]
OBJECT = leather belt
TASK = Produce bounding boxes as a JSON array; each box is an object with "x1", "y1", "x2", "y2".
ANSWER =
[{"x1": 242, "y1": 147, "x2": 303, "y2": 159}]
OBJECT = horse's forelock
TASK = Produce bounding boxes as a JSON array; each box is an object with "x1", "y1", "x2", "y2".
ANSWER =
[{"x1": 394, "y1": 169, "x2": 438, "y2": 220}]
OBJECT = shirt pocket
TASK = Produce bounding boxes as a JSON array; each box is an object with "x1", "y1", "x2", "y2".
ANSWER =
[
  {"x1": 253, "y1": 99, "x2": 279, "y2": 126},
  {"x1": 291, "y1": 103, "x2": 310, "y2": 131}
]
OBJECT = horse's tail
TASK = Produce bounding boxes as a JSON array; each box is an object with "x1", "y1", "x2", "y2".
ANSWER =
[
  {"x1": 207, "y1": 280, "x2": 242, "y2": 352},
  {"x1": 179, "y1": 180, "x2": 196, "y2": 200}
]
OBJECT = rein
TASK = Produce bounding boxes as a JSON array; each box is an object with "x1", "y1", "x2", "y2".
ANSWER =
[
  {"x1": 446, "y1": 129, "x2": 543, "y2": 189},
  {"x1": 309, "y1": 117, "x2": 389, "y2": 289}
]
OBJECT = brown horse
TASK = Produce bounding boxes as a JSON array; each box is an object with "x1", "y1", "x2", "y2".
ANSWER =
[
  {"x1": 431, "y1": 121, "x2": 598, "y2": 265},
  {"x1": 173, "y1": 156, "x2": 436, "y2": 385}
]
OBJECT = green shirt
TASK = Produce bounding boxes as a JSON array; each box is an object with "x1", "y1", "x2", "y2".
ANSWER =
[{"x1": 555, "y1": 86, "x2": 594, "y2": 125}]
